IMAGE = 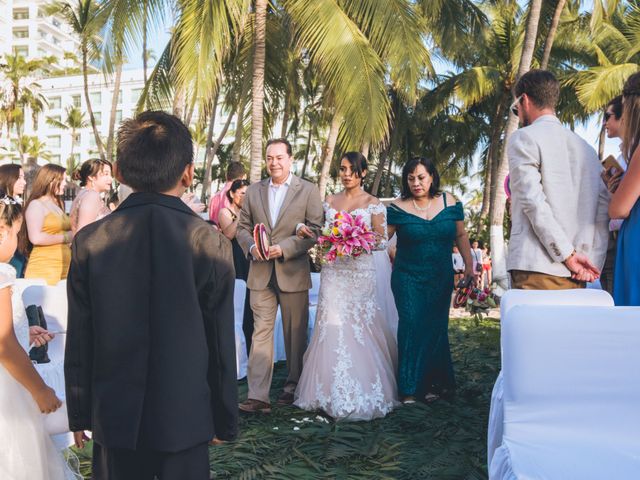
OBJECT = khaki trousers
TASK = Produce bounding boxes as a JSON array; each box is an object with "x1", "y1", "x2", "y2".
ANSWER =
[
  {"x1": 510, "y1": 270, "x2": 586, "y2": 290},
  {"x1": 247, "y1": 272, "x2": 309, "y2": 403}
]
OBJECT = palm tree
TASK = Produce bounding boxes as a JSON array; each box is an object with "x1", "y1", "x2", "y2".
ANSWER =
[
  {"x1": 47, "y1": 0, "x2": 108, "y2": 161},
  {"x1": 564, "y1": 1, "x2": 640, "y2": 112},
  {"x1": 0, "y1": 54, "x2": 50, "y2": 166},
  {"x1": 47, "y1": 106, "x2": 88, "y2": 173},
  {"x1": 19, "y1": 136, "x2": 52, "y2": 164}
]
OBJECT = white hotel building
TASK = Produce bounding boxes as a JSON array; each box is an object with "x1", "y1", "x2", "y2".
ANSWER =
[{"x1": 1, "y1": 0, "x2": 239, "y2": 169}]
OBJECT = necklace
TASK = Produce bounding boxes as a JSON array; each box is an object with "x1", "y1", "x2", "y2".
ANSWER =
[{"x1": 412, "y1": 197, "x2": 432, "y2": 212}]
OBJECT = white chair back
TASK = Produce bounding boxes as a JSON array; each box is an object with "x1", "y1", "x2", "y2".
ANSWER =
[
  {"x1": 233, "y1": 279, "x2": 248, "y2": 379},
  {"x1": 500, "y1": 305, "x2": 640, "y2": 479},
  {"x1": 500, "y1": 288, "x2": 613, "y2": 318},
  {"x1": 21, "y1": 283, "x2": 68, "y2": 361}
]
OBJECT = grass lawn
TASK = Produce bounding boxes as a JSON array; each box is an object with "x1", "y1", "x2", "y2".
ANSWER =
[{"x1": 76, "y1": 316, "x2": 501, "y2": 479}]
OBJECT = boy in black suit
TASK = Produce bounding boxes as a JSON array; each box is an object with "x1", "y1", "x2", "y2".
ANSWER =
[{"x1": 65, "y1": 111, "x2": 238, "y2": 480}]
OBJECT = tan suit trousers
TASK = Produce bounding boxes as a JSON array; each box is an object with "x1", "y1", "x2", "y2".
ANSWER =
[
  {"x1": 510, "y1": 270, "x2": 585, "y2": 290},
  {"x1": 248, "y1": 272, "x2": 309, "y2": 403}
]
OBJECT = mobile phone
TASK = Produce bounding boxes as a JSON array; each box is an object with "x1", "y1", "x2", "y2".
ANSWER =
[
  {"x1": 602, "y1": 155, "x2": 623, "y2": 175},
  {"x1": 456, "y1": 277, "x2": 472, "y2": 289}
]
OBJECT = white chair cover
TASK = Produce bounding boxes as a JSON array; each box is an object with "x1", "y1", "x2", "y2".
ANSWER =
[
  {"x1": 20, "y1": 282, "x2": 73, "y2": 450},
  {"x1": 234, "y1": 279, "x2": 248, "y2": 379},
  {"x1": 490, "y1": 305, "x2": 640, "y2": 479},
  {"x1": 273, "y1": 273, "x2": 321, "y2": 363},
  {"x1": 488, "y1": 289, "x2": 614, "y2": 467}
]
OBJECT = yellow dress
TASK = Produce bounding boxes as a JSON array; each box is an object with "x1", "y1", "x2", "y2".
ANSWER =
[{"x1": 24, "y1": 212, "x2": 72, "y2": 286}]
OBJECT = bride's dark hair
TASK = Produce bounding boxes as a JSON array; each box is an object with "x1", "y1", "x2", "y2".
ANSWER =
[{"x1": 341, "y1": 152, "x2": 368, "y2": 184}]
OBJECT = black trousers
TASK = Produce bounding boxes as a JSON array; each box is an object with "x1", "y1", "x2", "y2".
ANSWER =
[{"x1": 92, "y1": 441, "x2": 209, "y2": 480}]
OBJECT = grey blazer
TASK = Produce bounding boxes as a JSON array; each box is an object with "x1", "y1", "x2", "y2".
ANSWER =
[
  {"x1": 236, "y1": 175, "x2": 324, "y2": 292},
  {"x1": 507, "y1": 115, "x2": 609, "y2": 277}
]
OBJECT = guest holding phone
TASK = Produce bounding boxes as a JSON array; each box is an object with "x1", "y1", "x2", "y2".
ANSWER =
[
  {"x1": 600, "y1": 96, "x2": 626, "y2": 295},
  {"x1": 610, "y1": 73, "x2": 640, "y2": 305}
]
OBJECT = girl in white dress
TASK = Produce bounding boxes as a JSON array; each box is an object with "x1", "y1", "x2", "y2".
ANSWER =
[
  {"x1": 294, "y1": 153, "x2": 398, "y2": 421},
  {"x1": 0, "y1": 194, "x2": 72, "y2": 480}
]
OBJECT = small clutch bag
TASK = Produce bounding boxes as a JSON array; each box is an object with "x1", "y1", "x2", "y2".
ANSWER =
[{"x1": 253, "y1": 223, "x2": 270, "y2": 260}]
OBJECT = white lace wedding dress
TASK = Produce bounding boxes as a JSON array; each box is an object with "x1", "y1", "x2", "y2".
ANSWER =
[
  {"x1": 294, "y1": 203, "x2": 399, "y2": 421},
  {"x1": 0, "y1": 263, "x2": 76, "y2": 480}
]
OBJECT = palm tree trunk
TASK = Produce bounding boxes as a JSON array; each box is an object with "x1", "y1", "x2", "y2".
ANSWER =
[
  {"x1": 280, "y1": 99, "x2": 289, "y2": 139},
  {"x1": 483, "y1": 96, "x2": 508, "y2": 220},
  {"x1": 490, "y1": 0, "x2": 543, "y2": 290},
  {"x1": 185, "y1": 92, "x2": 198, "y2": 127},
  {"x1": 249, "y1": 0, "x2": 268, "y2": 183},
  {"x1": 106, "y1": 61, "x2": 123, "y2": 161},
  {"x1": 318, "y1": 114, "x2": 341, "y2": 200},
  {"x1": 142, "y1": 0, "x2": 149, "y2": 85},
  {"x1": 540, "y1": 0, "x2": 567, "y2": 70},
  {"x1": 371, "y1": 146, "x2": 389, "y2": 196},
  {"x1": 384, "y1": 149, "x2": 394, "y2": 196},
  {"x1": 232, "y1": 103, "x2": 245, "y2": 163},
  {"x1": 82, "y1": 45, "x2": 105, "y2": 161},
  {"x1": 206, "y1": 112, "x2": 235, "y2": 198},
  {"x1": 232, "y1": 75, "x2": 250, "y2": 163},
  {"x1": 301, "y1": 124, "x2": 313, "y2": 179},
  {"x1": 201, "y1": 97, "x2": 218, "y2": 203},
  {"x1": 361, "y1": 141, "x2": 370, "y2": 159},
  {"x1": 173, "y1": 85, "x2": 186, "y2": 119}
]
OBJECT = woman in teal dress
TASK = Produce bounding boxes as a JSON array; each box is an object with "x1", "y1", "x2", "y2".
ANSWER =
[
  {"x1": 387, "y1": 157, "x2": 475, "y2": 403},
  {"x1": 611, "y1": 73, "x2": 640, "y2": 306}
]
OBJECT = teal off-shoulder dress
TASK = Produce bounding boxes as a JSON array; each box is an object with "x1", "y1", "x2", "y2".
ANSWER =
[{"x1": 387, "y1": 196, "x2": 463, "y2": 398}]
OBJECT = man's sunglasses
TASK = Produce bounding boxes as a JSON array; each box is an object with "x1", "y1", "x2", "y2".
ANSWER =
[{"x1": 510, "y1": 95, "x2": 523, "y2": 116}]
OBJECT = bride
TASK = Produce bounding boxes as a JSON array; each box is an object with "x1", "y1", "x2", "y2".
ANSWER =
[{"x1": 294, "y1": 152, "x2": 398, "y2": 421}]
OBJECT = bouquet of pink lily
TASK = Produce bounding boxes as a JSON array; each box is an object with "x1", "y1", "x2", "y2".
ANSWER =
[{"x1": 317, "y1": 211, "x2": 377, "y2": 263}]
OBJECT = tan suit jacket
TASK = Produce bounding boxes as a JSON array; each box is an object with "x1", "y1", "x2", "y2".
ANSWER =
[
  {"x1": 507, "y1": 115, "x2": 609, "y2": 277},
  {"x1": 237, "y1": 175, "x2": 324, "y2": 292}
]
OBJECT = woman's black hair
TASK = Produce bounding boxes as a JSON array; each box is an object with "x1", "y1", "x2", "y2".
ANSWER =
[
  {"x1": 226, "y1": 179, "x2": 250, "y2": 203},
  {"x1": 0, "y1": 189, "x2": 23, "y2": 228},
  {"x1": 401, "y1": 157, "x2": 441, "y2": 199},
  {"x1": 340, "y1": 152, "x2": 368, "y2": 183}
]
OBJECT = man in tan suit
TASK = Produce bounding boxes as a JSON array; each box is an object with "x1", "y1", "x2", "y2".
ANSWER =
[
  {"x1": 507, "y1": 70, "x2": 609, "y2": 289},
  {"x1": 236, "y1": 138, "x2": 324, "y2": 413}
]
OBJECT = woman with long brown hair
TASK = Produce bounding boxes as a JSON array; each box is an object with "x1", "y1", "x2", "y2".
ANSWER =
[
  {"x1": 0, "y1": 164, "x2": 28, "y2": 275},
  {"x1": 610, "y1": 72, "x2": 640, "y2": 306},
  {"x1": 21, "y1": 164, "x2": 73, "y2": 285},
  {"x1": 69, "y1": 158, "x2": 113, "y2": 234},
  {"x1": 0, "y1": 164, "x2": 27, "y2": 201}
]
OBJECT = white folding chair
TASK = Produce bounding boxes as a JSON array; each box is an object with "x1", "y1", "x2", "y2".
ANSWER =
[{"x1": 490, "y1": 305, "x2": 640, "y2": 479}]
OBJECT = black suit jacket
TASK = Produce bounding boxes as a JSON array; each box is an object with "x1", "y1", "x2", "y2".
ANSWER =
[{"x1": 64, "y1": 192, "x2": 238, "y2": 452}]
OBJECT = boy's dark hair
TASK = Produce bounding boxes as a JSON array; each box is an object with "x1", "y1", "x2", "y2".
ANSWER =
[
  {"x1": 116, "y1": 111, "x2": 193, "y2": 192},
  {"x1": 514, "y1": 69, "x2": 560, "y2": 110},
  {"x1": 266, "y1": 138, "x2": 292, "y2": 156},
  {"x1": 607, "y1": 95, "x2": 623, "y2": 120},
  {"x1": 226, "y1": 162, "x2": 246, "y2": 181}
]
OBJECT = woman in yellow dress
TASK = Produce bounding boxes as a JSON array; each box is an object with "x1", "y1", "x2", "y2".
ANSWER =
[{"x1": 21, "y1": 164, "x2": 73, "y2": 285}]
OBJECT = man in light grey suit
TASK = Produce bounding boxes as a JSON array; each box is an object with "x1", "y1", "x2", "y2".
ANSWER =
[
  {"x1": 236, "y1": 138, "x2": 324, "y2": 413},
  {"x1": 507, "y1": 69, "x2": 609, "y2": 289}
]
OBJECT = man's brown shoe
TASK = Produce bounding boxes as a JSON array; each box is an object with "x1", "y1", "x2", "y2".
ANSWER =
[
  {"x1": 239, "y1": 399, "x2": 271, "y2": 413},
  {"x1": 276, "y1": 391, "x2": 294, "y2": 406}
]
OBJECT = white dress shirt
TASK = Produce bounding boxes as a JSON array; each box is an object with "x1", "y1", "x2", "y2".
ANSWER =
[
  {"x1": 269, "y1": 173, "x2": 292, "y2": 226},
  {"x1": 452, "y1": 252, "x2": 465, "y2": 272}
]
